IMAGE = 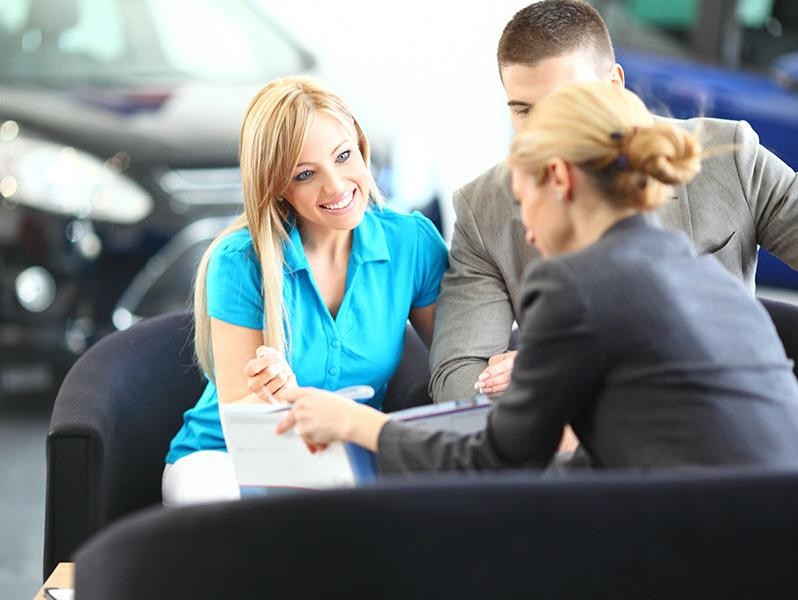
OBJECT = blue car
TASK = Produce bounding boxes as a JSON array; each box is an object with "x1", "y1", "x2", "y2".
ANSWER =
[{"x1": 591, "y1": 0, "x2": 798, "y2": 288}]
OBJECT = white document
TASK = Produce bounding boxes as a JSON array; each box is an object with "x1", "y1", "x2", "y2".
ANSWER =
[
  {"x1": 220, "y1": 394, "x2": 493, "y2": 493},
  {"x1": 220, "y1": 403, "x2": 357, "y2": 490}
]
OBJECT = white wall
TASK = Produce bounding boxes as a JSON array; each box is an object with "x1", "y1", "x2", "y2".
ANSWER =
[{"x1": 258, "y1": 0, "x2": 531, "y2": 237}]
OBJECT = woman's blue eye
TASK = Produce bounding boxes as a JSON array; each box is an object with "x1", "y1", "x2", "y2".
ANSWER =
[
  {"x1": 294, "y1": 170, "x2": 313, "y2": 182},
  {"x1": 336, "y1": 149, "x2": 351, "y2": 162}
]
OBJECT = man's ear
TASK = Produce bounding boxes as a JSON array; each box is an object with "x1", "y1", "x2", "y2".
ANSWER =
[
  {"x1": 548, "y1": 158, "x2": 574, "y2": 202},
  {"x1": 610, "y1": 62, "x2": 625, "y2": 88}
]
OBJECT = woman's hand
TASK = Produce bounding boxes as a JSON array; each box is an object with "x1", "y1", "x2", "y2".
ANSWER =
[
  {"x1": 244, "y1": 346, "x2": 297, "y2": 402},
  {"x1": 475, "y1": 350, "x2": 517, "y2": 395},
  {"x1": 277, "y1": 387, "x2": 389, "y2": 452},
  {"x1": 276, "y1": 388, "x2": 354, "y2": 445}
]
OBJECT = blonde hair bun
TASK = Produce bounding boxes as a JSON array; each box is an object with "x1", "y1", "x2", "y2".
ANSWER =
[
  {"x1": 509, "y1": 81, "x2": 706, "y2": 212},
  {"x1": 625, "y1": 123, "x2": 702, "y2": 186}
]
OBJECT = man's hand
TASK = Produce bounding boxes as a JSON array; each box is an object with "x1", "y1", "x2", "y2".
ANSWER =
[{"x1": 474, "y1": 350, "x2": 517, "y2": 395}]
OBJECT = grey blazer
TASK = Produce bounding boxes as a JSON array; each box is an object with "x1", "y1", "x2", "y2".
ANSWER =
[
  {"x1": 430, "y1": 118, "x2": 798, "y2": 403},
  {"x1": 380, "y1": 216, "x2": 798, "y2": 473}
]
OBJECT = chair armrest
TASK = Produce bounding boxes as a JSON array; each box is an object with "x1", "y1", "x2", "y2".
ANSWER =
[
  {"x1": 45, "y1": 337, "x2": 121, "y2": 579},
  {"x1": 44, "y1": 312, "x2": 203, "y2": 578}
]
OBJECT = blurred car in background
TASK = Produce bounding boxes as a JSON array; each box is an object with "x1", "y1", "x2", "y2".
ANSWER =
[
  {"x1": 589, "y1": 0, "x2": 798, "y2": 289},
  {"x1": 0, "y1": 0, "x2": 439, "y2": 396}
]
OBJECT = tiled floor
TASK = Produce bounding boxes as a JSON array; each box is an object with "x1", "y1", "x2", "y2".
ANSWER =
[{"x1": 0, "y1": 393, "x2": 50, "y2": 599}]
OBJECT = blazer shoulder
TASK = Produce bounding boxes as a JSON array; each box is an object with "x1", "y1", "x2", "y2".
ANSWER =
[
  {"x1": 658, "y1": 115, "x2": 745, "y2": 146},
  {"x1": 455, "y1": 163, "x2": 511, "y2": 207}
]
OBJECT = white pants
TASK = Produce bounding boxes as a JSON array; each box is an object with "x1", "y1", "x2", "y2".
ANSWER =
[{"x1": 162, "y1": 450, "x2": 241, "y2": 506}]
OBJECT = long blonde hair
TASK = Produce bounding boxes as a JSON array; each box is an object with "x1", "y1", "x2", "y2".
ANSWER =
[
  {"x1": 193, "y1": 76, "x2": 382, "y2": 378},
  {"x1": 509, "y1": 81, "x2": 702, "y2": 210}
]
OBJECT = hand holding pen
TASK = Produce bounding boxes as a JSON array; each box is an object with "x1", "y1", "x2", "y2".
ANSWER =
[{"x1": 243, "y1": 345, "x2": 297, "y2": 402}]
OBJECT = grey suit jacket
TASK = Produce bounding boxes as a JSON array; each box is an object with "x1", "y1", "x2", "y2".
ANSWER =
[
  {"x1": 430, "y1": 118, "x2": 798, "y2": 403},
  {"x1": 380, "y1": 216, "x2": 798, "y2": 473}
]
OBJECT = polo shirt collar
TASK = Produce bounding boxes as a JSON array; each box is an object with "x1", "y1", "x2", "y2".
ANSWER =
[
  {"x1": 351, "y1": 207, "x2": 390, "y2": 265},
  {"x1": 282, "y1": 207, "x2": 390, "y2": 274}
]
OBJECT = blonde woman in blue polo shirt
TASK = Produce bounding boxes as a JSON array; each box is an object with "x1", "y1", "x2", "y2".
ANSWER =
[{"x1": 162, "y1": 77, "x2": 448, "y2": 505}]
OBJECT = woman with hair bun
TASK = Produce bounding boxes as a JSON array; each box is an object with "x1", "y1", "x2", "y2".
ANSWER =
[
  {"x1": 280, "y1": 81, "x2": 798, "y2": 473},
  {"x1": 161, "y1": 77, "x2": 447, "y2": 503}
]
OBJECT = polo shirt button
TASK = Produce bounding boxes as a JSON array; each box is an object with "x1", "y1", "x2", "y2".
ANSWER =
[
  {"x1": 330, "y1": 340, "x2": 340, "y2": 349},
  {"x1": 329, "y1": 367, "x2": 338, "y2": 376}
]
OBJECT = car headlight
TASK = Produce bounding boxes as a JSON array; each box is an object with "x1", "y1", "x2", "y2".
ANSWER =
[{"x1": 0, "y1": 122, "x2": 153, "y2": 224}]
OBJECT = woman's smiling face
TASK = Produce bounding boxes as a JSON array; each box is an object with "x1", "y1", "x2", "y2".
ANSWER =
[{"x1": 283, "y1": 113, "x2": 369, "y2": 236}]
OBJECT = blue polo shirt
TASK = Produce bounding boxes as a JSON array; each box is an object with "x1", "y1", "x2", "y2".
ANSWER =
[{"x1": 166, "y1": 207, "x2": 448, "y2": 464}]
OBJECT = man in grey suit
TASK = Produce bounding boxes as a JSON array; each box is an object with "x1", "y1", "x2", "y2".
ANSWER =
[{"x1": 429, "y1": 0, "x2": 798, "y2": 404}]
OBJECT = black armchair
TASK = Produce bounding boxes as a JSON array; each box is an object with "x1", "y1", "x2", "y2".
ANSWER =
[
  {"x1": 44, "y1": 312, "x2": 203, "y2": 579},
  {"x1": 44, "y1": 312, "x2": 432, "y2": 578},
  {"x1": 46, "y1": 297, "x2": 798, "y2": 580},
  {"x1": 73, "y1": 470, "x2": 798, "y2": 600}
]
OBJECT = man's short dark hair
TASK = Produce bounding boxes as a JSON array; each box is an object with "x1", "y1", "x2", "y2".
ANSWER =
[{"x1": 498, "y1": 0, "x2": 615, "y2": 73}]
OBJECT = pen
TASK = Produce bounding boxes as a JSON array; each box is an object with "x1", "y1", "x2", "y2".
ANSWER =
[{"x1": 254, "y1": 345, "x2": 278, "y2": 402}]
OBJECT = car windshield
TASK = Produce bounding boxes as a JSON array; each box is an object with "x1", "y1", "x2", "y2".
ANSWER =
[
  {"x1": 0, "y1": 0, "x2": 308, "y2": 87},
  {"x1": 590, "y1": 0, "x2": 798, "y2": 72}
]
